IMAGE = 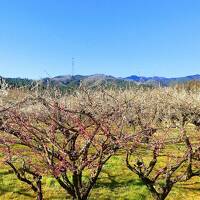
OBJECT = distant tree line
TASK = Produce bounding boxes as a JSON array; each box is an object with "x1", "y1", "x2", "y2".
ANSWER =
[{"x1": 173, "y1": 80, "x2": 200, "y2": 91}]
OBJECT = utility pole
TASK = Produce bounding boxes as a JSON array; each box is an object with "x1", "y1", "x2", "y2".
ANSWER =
[{"x1": 72, "y1": 57, "x2": 75, "y2": 77}]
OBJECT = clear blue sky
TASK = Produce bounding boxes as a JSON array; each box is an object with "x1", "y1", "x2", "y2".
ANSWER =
[{"x1": 0, "y1": 0, "x2": 200, "y2": 79}]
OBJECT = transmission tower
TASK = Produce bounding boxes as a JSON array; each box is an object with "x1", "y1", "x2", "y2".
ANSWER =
[{"x1": 72, "y1": 57, "x2": 75, "y2": 76}]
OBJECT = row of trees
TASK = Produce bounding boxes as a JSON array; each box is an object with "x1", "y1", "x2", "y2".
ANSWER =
[{"x1": 0, "y1": 85, "x2": 200, "y2": 200}]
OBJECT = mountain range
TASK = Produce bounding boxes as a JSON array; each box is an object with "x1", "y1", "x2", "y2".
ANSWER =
[
  {"x1": 2, "y1": 74, "x2": 200, "y2": 88},
  {"x1": 41, "y1": 74, "x2": 200, "y2": 87},
  {"x1": 125, "y1": 74, "x2": 200, "y2": 86}
]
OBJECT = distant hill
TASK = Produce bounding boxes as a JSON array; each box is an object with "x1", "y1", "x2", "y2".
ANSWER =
[
  {"x1": 125, "y1": 74, "x2": 200, "y2": 86},
  {"x1": 42, "y1": 74, "x2": 200, "y2": 87},
  {"x1": 41, "y1": 74, "x2": 138, "y2": 89},
  {"x1": 1, "y1": 74, "x2": 200, "y2": 89},
  {"x1": 0, "y1": 77, "x2": 34, "y2": 88}
]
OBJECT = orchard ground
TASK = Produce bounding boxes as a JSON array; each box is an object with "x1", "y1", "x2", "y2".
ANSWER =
[{"x1": 0, "y1": 126, "x2": 200, "y2": 200}]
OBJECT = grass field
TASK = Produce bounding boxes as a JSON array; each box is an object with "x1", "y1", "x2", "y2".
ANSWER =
[{"x1": 0, "y1": 152, "x2": 200, "y2": 200}]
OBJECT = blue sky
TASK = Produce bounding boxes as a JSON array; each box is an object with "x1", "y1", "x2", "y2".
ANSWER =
[{"x1": 0, "y1": 0, "x2": 200, "y2": 79}]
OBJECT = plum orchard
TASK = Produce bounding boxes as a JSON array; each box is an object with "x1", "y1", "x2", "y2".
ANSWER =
[
  {"x1": 0, "y1": 88, "x2": 130, "y2": 200},
  {"x1": 0, "y1": 86, "x2": 200, "y2": 200}
]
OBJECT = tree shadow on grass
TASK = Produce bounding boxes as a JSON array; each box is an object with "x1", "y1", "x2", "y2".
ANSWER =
[
  {"x1": 94, "y1": 177, "x2": 148, "y2": 200},
  {"x1": 174, "y1": 183, "x2": 200, "y2": 192},
  {"x1": 95, "y1": 170, "x2": 144, "y2": 190},
  {"x1": 0, "y1": 170, "x2": 35, "y2": 198},
  {"x1": 0, "y1": 169, "x2": 13, "y2": 176},
  {"x1": 13, "y1": 188, "x2": 35, "y2": 197},
  {"x1": 0, "y1": 186, "x2": 10, "y2": 197},
  {"x1": 0, "y1": 185, "x2": 35, "y2": 198}
]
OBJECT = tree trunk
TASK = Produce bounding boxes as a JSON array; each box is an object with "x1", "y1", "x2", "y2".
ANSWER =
[
  {"x1": 151, "y1": 190, "x2": 171, "y2": 200},
  {"x1": 37, "y1": 191, "x2": 43, "y2": 200},
  {"x1": 36, "y1": 178, "x2": 43, "y2": 200}
]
